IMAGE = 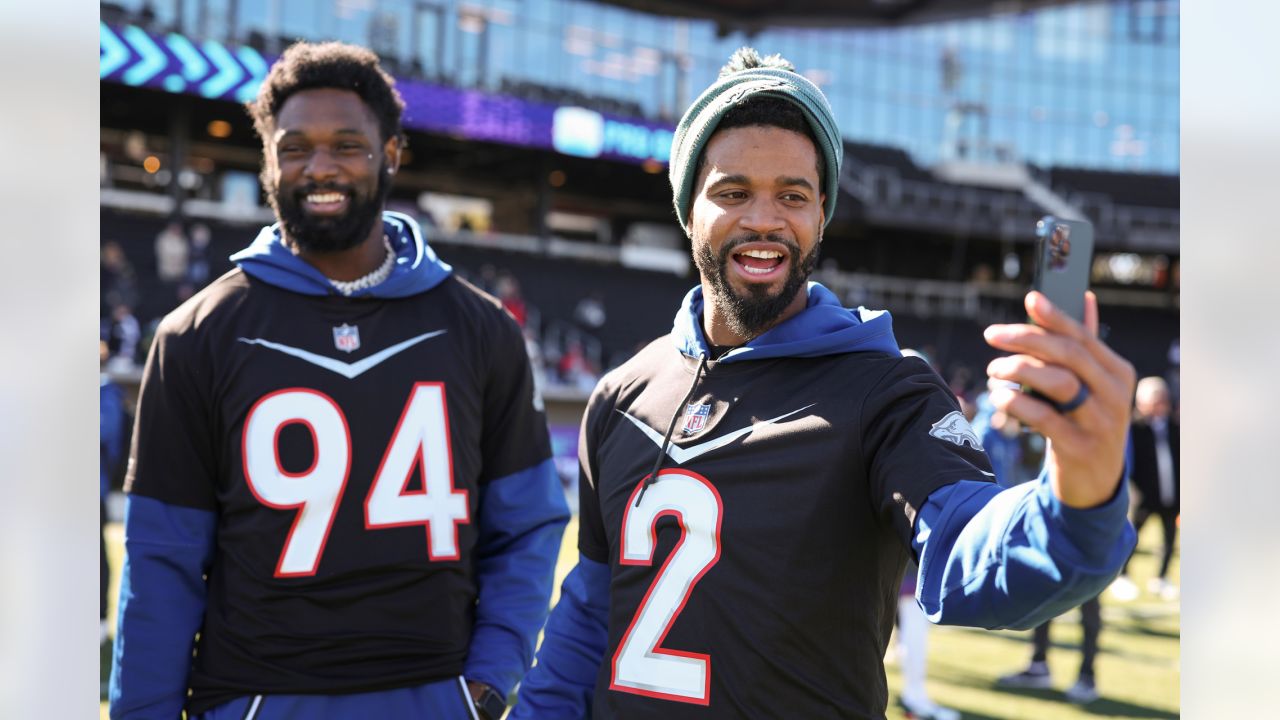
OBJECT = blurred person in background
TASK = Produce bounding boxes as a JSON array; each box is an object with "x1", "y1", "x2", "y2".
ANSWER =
[
  {"x1": 109, "y1": 41, "x2": 567, "y2": 720},
  {"x1": 101, "y1": 240, "x2": 138, "y2": 310},
  {"x1": 106, "y1": 303, "x2": 140, "y2": 372},
  {"x1": 100, "y1": 339, "x2": 127, "y2": 698},
  {"x1": 980, "y1": 380, "x2": 1026, "y2": 490},
  {"x1": 574, "y1": 291, "x2": 608, "y2": 332},
  {"x1": 1109, "y1": 375, "x2": 1180, "y2": 602},
  {"x1": 995, "y1": 593, "x2": 1105, "y2": 704},
  {"x1": 154, "y1": 220, "x2": 190, "y2": 285},
  {"x1": 187, "y1": 222, "x2": 212, "y2": 287},
  {"x1": 514, "y1": 48, "x2": 1136, "y2": 719},
  {"x1": 496, "y1": 271, "x2": 528, "y2": 327}
]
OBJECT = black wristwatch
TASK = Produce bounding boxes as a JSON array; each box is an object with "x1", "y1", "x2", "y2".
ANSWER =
[{"x1": 474, "y1": 684, "x2": 507, "y2": 720}]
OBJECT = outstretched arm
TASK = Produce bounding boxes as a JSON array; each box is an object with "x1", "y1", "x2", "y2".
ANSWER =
[
  {"x1": 911, "y1": 473, "x2": 1134, "y2": 630},
  {"x1": 911, "y1": 290, "x2": 1137, "y2": 629}
]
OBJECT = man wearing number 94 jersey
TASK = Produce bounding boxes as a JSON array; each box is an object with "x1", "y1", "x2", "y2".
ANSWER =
[
  {"x1": 109, "y1": 42, "x2": 569, "y2": 720},
  {"x1": 513, "y1": 48, "x2": 1138, "y2": 719}
]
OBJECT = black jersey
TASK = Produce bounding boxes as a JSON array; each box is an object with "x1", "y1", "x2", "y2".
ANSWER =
[
  {"x1": 577, "y1": 338, "x2": 993, "y2": 719},
  {"x1": 126, "y1": 268, "x2": 551, "y2": 713}
]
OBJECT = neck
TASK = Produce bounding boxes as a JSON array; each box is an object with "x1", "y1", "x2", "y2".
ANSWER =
[
  {"x1": 700, "y1": 283, "x2": 809, "y2": 347},
  {"x1": 286, "y1": 220, "x2": 387, "y2": 282}
]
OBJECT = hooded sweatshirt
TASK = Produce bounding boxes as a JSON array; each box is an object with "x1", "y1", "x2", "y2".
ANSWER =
[
  {"x1": 513, "y1": 281, "x2": 1135, "y2": 719},
  {"x1": 110, "y1": 212, "x2": 568, "y2": 719}
]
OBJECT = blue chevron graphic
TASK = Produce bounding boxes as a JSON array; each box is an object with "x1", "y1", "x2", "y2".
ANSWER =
[
  {"x1": 200, "y1": 40, "x2": 244, "y2": 98},
  {"x1": 99, "y1": 23, "x2": 130, "y2": 78},
  {"x1": 122, "y1": 26, "x2": 167, "y2": 86},
  {"x1": 167, "y1": 33, "x2": 209, "y2": 82},
  {"x1": 234, "y1": 46, "x2": 269, "y2": 102}
]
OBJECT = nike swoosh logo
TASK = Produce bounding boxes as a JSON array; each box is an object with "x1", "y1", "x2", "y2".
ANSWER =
[
  {"x1": 237, "y1": 329, "x2": 447, "y2": 379},
  {"x1": 618, "y1": 404, "x2": 815, "y2": 465}
]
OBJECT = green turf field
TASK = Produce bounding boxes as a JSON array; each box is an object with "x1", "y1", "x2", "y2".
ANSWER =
[{"x1": 102, "y1": 516, "x2": 1178, "y2": 719}]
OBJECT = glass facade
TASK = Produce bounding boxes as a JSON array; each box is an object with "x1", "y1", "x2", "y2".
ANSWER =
[{"x1": 107, "y1": 0, "x2": 1178, "y2": 172}]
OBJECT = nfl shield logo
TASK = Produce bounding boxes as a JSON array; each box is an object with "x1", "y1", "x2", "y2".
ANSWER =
[
  {"x1": 332, "y1": 324, "x2": 360, "y2": 353},
  {"x1": 682, "y1": 403, "x2": 711, "y2": 435}
]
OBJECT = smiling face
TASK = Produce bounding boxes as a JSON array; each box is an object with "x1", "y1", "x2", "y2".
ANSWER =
[
  {"x1": 688, "y1": 125, "x2": 825, "y2": 345},
  {"x1": 266, "y1": 87, "x2": 399, "y2": 254}
]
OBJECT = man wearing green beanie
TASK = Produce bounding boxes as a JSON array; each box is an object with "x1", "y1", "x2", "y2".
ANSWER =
[{"x1": 514, "y1": 48, "x2": 1137, "y2": 719}]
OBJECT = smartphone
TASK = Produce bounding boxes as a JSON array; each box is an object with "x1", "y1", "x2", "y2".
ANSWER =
[
  {"x1": 1024, "y1": 216, "x2": 1095, "y2": 406},
  {"x1": 1030, "y1": 215, "x2": 1094, "y2": 323}
]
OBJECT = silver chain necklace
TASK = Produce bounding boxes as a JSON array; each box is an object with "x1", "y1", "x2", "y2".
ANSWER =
[{"x1": 329, "y1": 236, "x2": 395, "y2": 296}]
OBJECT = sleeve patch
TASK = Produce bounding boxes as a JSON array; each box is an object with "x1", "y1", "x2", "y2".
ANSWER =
[{"x1": 928, "y1": 411, "x2": 983, "y2": 451}]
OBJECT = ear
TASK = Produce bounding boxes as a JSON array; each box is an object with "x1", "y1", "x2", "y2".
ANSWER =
[
  {"x1": 818, "y1": 192, "x2": 827, "y2": 238},
  {"x1": 383, "y1": 135, "x2": 402, "y2": 175}
]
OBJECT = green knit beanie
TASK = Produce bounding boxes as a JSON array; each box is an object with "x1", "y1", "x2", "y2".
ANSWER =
[{"x1": 669, "y1": 47, "x2": 843, "y2": 234}]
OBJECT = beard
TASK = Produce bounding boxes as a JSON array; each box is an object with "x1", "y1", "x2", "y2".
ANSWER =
[
  {"x1": 268, "y1": 161, "x2": 391, "y2": 254},
  {"x1": 694, "y1": 232, "x2": 821, "y2": 340}
]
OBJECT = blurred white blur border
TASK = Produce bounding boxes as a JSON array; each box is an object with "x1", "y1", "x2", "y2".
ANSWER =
[
  {"x1": 0, "y1": 2, "x2": 99, "y2": 717},
  {"x1": 0, "y1": 1, "x2": 1273, "y2": 717},
  {"x1": 1182, "y1": 1, "x2": 1280, "y2": 715}
]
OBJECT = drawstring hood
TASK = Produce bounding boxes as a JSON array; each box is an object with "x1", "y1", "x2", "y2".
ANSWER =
[
  {"x1": 633, "y1": 280, "x2": 901, "y2": 506},
  {"x1": 635, "y1": 351, "x2": 709, "y2": 507},
  {"x1": 672, "y1": 282, "x2": 901, "y2": 361},
  {"x1": 230, "y1": 211, "x2": 452, "y2": 297}
]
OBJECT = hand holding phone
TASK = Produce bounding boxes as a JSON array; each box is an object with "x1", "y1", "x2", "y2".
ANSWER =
[{"x1": 982, "y1": 214, "x2": 1136, "y2": 509}]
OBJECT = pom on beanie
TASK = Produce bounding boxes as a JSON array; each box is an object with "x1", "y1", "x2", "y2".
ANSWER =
[{"x1": 669, "y1": 47, "x2": 843, "y2": 233}]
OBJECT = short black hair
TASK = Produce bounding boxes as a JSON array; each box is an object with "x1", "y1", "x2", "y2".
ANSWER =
[
  {"x1": 247, "y1": 41, "x2": 406, "y2": 146},
  {"x1": 694, "y1": 96, "x2": 824, "y2": 188}
]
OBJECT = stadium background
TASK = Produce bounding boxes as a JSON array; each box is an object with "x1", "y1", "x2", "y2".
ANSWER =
[{"x1": 98, "y1": 0, "x2": 1180, "y2": 717}]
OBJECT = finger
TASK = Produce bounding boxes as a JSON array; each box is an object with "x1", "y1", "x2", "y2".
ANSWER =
[
  {"x1": 1084, "y1": 290, "x2": 1099, "y2": 337},
  {"x1": 1081, "y1": 290, "x2": 1135, "y2": 386},
  {"x1": 1025, "y1": 291, "x2": 1086, "y2": 339},
  {"x1": 986, "y1": 354, "x2": 1087, "y2": 409},
  {"x1": 983, "y1": 325, "x2": 1126, "y2": 407},
  {"x1": 1024, "y1": 291, "x2": 1133, "y2": 382},
  {"x1": 988, "y1": 385, "x2": 1086, "y2": 447}
]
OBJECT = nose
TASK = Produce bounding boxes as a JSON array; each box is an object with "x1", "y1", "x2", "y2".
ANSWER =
[
  {"x1": 303, "y1": 146, "x2": 340, "y2": 182},
  {"x1": 738, "y1": 198, "x2": 786, "y2": 235}
]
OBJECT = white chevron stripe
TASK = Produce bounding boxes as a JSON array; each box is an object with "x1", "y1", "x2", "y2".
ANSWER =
[
  {"x1": 618, "y1": 404, "x2": 815, "y2": 465},
  {"x1": 237, "y1": 329, "x2": 447, "y2": 379}
]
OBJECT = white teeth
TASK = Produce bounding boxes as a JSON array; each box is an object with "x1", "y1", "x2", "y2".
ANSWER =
[
  {"x1": 742, "y1": 265, "x2": 773, "y2": 275},
  {"x1": 739, "y1": 249, "x2": 783, "y2": 259},
  {"x1": 307, "y1": 192, "x2": 345, "y2": 204}
]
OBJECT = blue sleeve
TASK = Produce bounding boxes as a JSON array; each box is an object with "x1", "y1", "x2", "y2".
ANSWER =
[
  {"x1": 109, "y1": 495, "x2": 216, "y2": 719},
  {"x1": 464, "y1": 458, "x2": 571, "y2": 697},
  {"x1": 510, "y1": 557, "x2": 611, "y2": 719},
  {"x1": 1125, "y1": 430, "x2": 1135, "y2": 482},
  {"x1": 912, "y1": 471, "x2": 1137, "y2": 630},
  {"x1": 100, "y1": 381, "x2": 126, "y2": 498}
]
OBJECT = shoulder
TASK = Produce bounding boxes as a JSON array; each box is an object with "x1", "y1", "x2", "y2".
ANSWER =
[
  {"x1": 599, "y1": 335, "x2": 672, "y2": 392},
  {"x1": 853, "y1": 353, "x2": 960, "y2": 419},
  {"x1": 867, "y1": 354, "x2": 945, "y2": 391},
  {"x1": 158, "y1": 268, "x2": 249, "y2": 330},
  {"x1": 578, "y1": 335, "x2": 672, "y2": 422},
  {"x1": 438, "y1": 275, "x2": 523, "y2": 335},
  {"x1": 152, "y1": 269, "x2": 251, "y2": 352},
  {"x1": 1130, "y1": 417, "x2": 1154, "y2": 434}
]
